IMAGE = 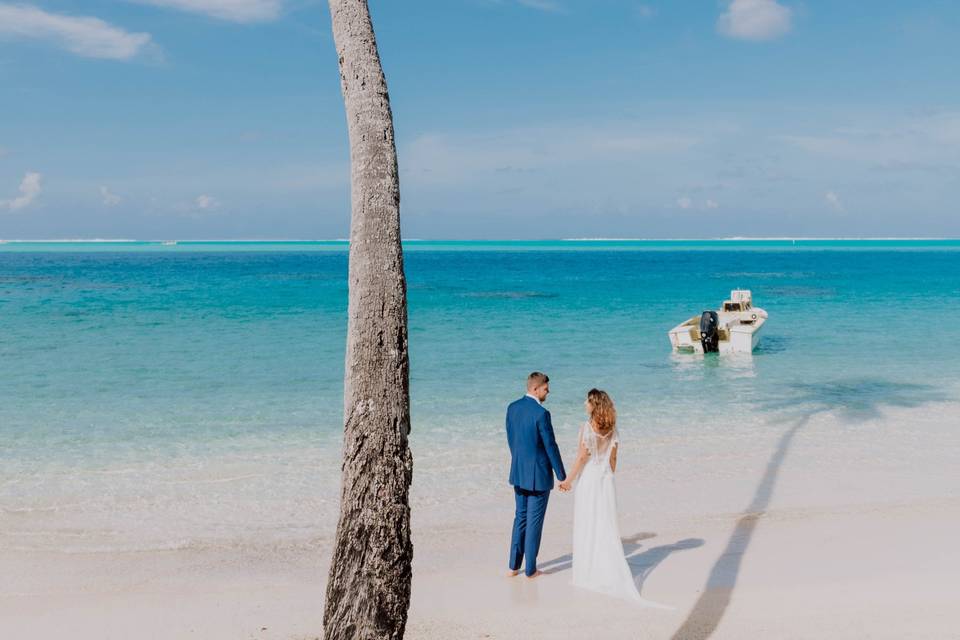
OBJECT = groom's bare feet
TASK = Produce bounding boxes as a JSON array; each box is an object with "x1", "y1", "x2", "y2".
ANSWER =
[
  {"x1": 526, "y1": 571, "x2": 543, "y2": 579},
  {"x1": 507, "y1": 569, "x2": 520, "y2": 577}
]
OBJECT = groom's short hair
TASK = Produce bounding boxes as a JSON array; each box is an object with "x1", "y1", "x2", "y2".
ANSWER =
[{"x1": 527, "y1": 371, "x2": 549, "y2": 388}]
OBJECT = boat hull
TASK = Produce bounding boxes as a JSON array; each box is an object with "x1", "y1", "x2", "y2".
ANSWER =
[{"x1": 668, "y1": 310, "x2": 766, "y2": 354}]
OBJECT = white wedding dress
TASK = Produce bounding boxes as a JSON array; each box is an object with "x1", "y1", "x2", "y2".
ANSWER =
[{"x1": 571, "y1": 422, "x2": 665, "y2": 607}]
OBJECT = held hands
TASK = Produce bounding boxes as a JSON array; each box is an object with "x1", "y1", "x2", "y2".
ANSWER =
[{"x1": 558, "y1": 478, "x2": 572, "y2": 493}]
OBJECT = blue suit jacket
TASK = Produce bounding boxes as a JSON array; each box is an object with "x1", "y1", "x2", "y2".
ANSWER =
[{"x1": 506, "y1": 396, "x2": 567, "y2": 491}]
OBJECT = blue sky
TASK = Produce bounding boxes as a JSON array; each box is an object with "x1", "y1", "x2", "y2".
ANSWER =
[{"x1": 1, "y1": 0, "x2": 959, "y2": 239}]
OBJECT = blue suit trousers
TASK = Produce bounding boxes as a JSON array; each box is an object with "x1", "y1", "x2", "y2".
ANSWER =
[{"x1": 509, "y1": 486, "x2": 550, "y2": 576}]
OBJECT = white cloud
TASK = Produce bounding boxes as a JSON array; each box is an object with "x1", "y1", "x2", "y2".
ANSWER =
[
  {"x1": 483, "y1": 0, "x2": 563, "y2": 13},
  {"x1": 0, "y1": 4, "x2": 153, "y2": 60},
  {"x1": 777, "y1": 111, "x2": 960, "y2": 172},
  {"x1": 518, "y1": 0, "x2": 561, "y2": 11},
  {"x1": 676, "y1": 196, "x2": 720, "y2": 210},
  {"x1": 1, "y1": 172, "x2": 42, "y2": 212},
  {"x1": 777, "y1": 134, "x2": 858, "y2": 156},
  {"x1": 676, "y1": 196, "x2": 720, "y2": 211},
  {"x1": 130, "y1": 0, "x2": 282, "y2": 23},
  {"x1": 636, "y1": 5, "x2": 656, "y2": 19},
  {"x1": 194, "y1": 194, "x2": 220, "y2": 210},
  {"x1": 592, "y1": 133, "x2": 700, "y2": 154},
  {"x1": 403, "y1": 125, "x2": 700, "y2": 187},
  {"x1": 902, "y1": 111, "x2": 960, "y2": 145},
  {"x1": 717, "y1": 0, "x2": 792, "y2": 42},
  {"x1": 100, "y1": 186, "x2": 122, "y2": 206},
  {"x1": 825, "y1": 190, "x2": 845, "y2": 212}
]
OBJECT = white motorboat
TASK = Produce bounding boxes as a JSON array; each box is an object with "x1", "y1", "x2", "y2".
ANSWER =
[{"x1": 668, "y1": 290, "x2": 768, "y2": 354}]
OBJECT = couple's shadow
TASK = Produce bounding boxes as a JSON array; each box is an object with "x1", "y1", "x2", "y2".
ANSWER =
[{"x1": 539, "y1": 533, "x2": 704, "y2": 592}]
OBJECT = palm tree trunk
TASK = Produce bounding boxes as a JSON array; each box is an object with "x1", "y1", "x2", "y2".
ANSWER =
[{"x1": 323, "y1": 2, "x2": 412, "y2": 639}]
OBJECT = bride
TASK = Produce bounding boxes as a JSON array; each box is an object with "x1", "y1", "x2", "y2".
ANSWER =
[{"x1": 558, "y1": 389, "x2": 664, "y2": 605}]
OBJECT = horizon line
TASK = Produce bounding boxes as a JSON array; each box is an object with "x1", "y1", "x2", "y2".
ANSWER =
[{"x1": 1, "y1": 237, "x2": 958, "y2": 243}]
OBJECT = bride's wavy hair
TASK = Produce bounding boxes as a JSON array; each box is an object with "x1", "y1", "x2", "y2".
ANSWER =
[{"x1": 587, "y1": 388, "x2": 616, "y2": 437}]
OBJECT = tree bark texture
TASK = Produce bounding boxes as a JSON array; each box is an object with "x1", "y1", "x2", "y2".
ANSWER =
[{"x1": 323, "y1": 2, "x2": 413, "y2": 639}]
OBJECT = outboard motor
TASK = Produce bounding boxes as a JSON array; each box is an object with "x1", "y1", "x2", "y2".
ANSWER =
[{"x1": 699, "y1": 310, "x2": 720, "y2": 353}]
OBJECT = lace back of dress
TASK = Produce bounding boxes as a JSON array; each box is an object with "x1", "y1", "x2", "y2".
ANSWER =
[{"x1": 582, "y1": 422, "x2": 618, "y2": 465}]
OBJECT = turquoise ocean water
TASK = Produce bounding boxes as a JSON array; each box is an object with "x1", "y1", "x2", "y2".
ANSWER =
[{"x1": 1, "y1": 240, "x2": 958, "y2": 551}]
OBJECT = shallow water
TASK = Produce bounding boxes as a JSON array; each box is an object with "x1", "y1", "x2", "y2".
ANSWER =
[{"x1": 1, "y1": 241, "x2": 958, "y2": 551}]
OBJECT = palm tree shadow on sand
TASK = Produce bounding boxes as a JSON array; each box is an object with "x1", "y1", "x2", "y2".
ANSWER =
[
  {"x1": 626, "y1": 536, "x2": 705, "y2": 592},
  {"x1": 670, "y1": 378, "x2": 951, "y2": 640},
  {"x1": 539, "y1": 533, "x2": 705, "y2": 595},
  {"x1": 756, "y1": 378, "x2": 950, "y2": 423},
  {"x1": 539, "y1": 533, "x2": 656, "y2": 576}
]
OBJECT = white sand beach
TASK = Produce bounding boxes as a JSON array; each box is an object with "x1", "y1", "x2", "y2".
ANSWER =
[{"x1": 3, "y1": 397, "x2": 958, "y2": 640}]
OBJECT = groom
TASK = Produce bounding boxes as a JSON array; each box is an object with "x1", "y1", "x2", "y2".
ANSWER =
[{"x1": 505, "y1": 371, "x2": 567, "y2": 579}]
